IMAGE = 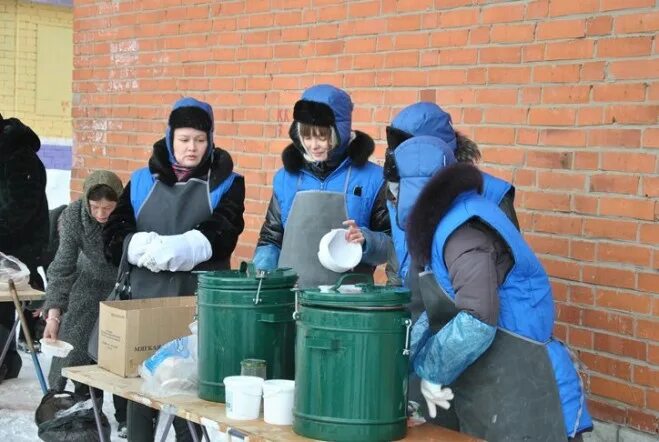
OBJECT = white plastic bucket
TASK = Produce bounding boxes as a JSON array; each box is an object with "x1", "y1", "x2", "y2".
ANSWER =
[
  {"x1": 263, "y1": 379, "x2": 295, "y2": 425},
  {"x1": 317, "y1": 229, "x2": 362, "y2": 273},
  {"x1": 223, "y1": 376, "x2": 264, "y2": 420}
]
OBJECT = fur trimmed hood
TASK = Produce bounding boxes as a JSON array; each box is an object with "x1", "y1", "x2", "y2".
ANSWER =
[
  {"x1": 282, "y1": 129, "x2": 374, "y2": 173},
  {"x1": 406, "y1": 163, "x2": 483, "y2": 266}
]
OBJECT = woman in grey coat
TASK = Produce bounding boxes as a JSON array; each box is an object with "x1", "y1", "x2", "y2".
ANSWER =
[{"x1": 42, "y1": 170, "x2": 127, "y2": 434}]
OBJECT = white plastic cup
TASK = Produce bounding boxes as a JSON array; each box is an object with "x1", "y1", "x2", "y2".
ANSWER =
[
  {"x1": 223, "y1": 376, "x2": 264, "y2": 420},
  {"x1": 39, "y1": 338, "x2": 74, "y2": 358},
  {"x1": 263, "y1": 379, "x2": 295, "y2": 425}
]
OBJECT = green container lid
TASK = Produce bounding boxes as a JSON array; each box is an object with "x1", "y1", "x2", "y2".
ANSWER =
[
  {"x1": 197, "y1": 262, "x2": 298, "y2": 290},
  {"x1": 299, "y1": 274, "x2": 411, "y2": 308}
]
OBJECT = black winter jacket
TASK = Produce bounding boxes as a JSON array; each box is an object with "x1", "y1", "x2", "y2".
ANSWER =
[
  {"x1": 257, "y1": 130, "x2": 391, "y2": 249},
  {"x1": 103, "y1": 138, "x2": 245, "y2": 267},
  {"x1": 0, "y1": 116, "x2": 49, "y2": 282}
]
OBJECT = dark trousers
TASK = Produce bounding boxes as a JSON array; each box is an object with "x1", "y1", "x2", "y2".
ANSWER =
[{"x1": 127, "y1": 401, "x2": 201, "y2": 442}]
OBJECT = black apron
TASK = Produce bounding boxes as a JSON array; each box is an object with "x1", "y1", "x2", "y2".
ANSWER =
[
  {"x1": 412, "y1": 270, "x2": 568, "y2": 441},
  {"x1": 130, "y1": 176, "x2": 228, "y2": 299}
]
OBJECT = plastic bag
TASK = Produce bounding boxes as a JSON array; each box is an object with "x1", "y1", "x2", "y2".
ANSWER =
[
  {"x1": 34, "y1": 391, "x2": 111, "y2": 442},
  {"x1": 138, "y1": 321, "x2": 198, "y2": 397},
  {"x1": 0, "y1": 251, "x2": 30, "y2": 291}
]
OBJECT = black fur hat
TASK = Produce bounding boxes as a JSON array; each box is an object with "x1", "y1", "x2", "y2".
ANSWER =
[
  {"x1": 168, "y1": 106, "x2": 212, "y2": 133},
  {"x1": 293, "y1": 100, "x2": 336, "y2": 127}
]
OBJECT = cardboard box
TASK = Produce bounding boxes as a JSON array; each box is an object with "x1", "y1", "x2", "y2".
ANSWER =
[{"x1": 97, "y1": 296, "x2": 196, "y2": 377}]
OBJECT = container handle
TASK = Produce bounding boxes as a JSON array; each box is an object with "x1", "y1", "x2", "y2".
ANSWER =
[
  {"x1": 402, "y1": 318, "x2": 412, "y2": 356},
  {"x1": 329, "y1": 273, "x2": 374, "y2": 292},
  {"x1": 257, "y1": 312, "x2": 295, "y2": 323},
  {"x1": 306, "y1": 337, "x2": 340, "y2": 351},
  {"x1": 292, "y1": 288, "x2": 301, "y2": 320}
]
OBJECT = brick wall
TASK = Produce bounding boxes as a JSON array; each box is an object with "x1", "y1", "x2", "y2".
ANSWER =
[{"x1": 72, "y1": 0, "x2": 658, "y2": 434}]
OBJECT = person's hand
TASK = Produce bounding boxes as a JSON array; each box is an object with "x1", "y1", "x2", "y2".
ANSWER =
[
  {"x1": 32, "y1": 308, "x2": 42, "y2": 318},
  {"x1": 43, "y1": 308, "x2": 61, "y2": 340},
  {"x1": 127, "y1": 232, "x2": 159, "y2": 265},
  {"x1": 342, "y1": 220, "x2": 365, "y2": 245},
  {"x1": 420, "y1": 379, "x2": 454, "y2": 417}
]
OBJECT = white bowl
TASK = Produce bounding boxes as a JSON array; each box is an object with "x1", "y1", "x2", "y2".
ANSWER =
[
  {"x1": 40, "y1": 338, "x2": 74, "y2": 358},
  {"x1": 317, "y1": 229, "x2": 362, "y2": 273}
]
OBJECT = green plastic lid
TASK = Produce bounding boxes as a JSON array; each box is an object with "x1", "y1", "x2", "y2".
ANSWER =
[
  {"x1": 299, "y1": 274, "x2": 411, "y2": 308},
  {"x1": 197, "y1": 262, "x2": 298, "y2": 290}
]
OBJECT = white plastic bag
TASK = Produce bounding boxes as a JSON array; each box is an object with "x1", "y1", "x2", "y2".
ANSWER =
[
  {"x1": 0, "y1": 251, "x2": 30, "y2": 291},
  {"x1": 138, "y1": 321, "x2": 198, "y2": 397}
]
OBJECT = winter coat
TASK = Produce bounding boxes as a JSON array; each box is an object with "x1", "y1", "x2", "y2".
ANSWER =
[
  {"x1": 43, "y1": 171, "x2": 123, "y2": 390},
  {"x1": 103, "y1": 116, "x2": 245, "y2": 269},
  {"x1": 0, "y1": 116, "x2": 48, "y2": 281}
]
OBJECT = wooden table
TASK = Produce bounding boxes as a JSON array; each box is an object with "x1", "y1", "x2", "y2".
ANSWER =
[
  {"x1": 64, "y1": 365, "x2": 481, "y2": 442},
  {"x1": 0, "y1": 287, "x2": 45, "y2": 302}
]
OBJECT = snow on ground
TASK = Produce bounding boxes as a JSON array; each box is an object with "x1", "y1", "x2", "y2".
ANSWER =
[{"x1": 0, "y1": 351, "x2": 174, "y2": 441}]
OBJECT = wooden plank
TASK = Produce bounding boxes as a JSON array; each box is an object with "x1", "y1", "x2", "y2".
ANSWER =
[
  {"x1": 63, "y1": 365, "x2": 481, "y2": 442},
  {"x1": 0, "y1": 288, "x2": 45, "y2": 302}
]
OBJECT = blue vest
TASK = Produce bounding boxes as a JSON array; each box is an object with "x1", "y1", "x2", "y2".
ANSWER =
[
  {"x1": 130, "y1": 168, "x2": 238, "y2": 218},
  {"x1": 481, "y1": 172, "x2": 513, "y2": 206},
  {"x1": 391, "y1": 171, "x2": 514, "y2": 284},
  {"x1": 274, "y1": 159, "x2": 383, "y2": 229},
  {"x1": 429, "y1": 191, "x2": 592, "y2": 436}
]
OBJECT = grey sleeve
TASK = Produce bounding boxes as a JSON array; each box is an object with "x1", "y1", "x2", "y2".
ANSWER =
[
  {"x1": 443, "y1": 221, "x2": 513, "y2": 326},
  {"x1": 43, "y1": 204, "x2": 81, "y2": 313},
  {"x1": 498, "y1": 193, "x2": 520, "y2": 231}
]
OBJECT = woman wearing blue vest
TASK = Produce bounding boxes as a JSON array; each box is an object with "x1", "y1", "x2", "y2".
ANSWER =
[
  {"x1": 103, "y1": 97, "x2": 245, "y2": 441},
  {"x1": 253, "y1": 84, "x2": 390, "y2": 288},
  {"x1": 391, "y1": 135, "x2": 592, "y2": 441},
  {"x1": 384, "y1": 102, "x2": 519, "y2": 289}
]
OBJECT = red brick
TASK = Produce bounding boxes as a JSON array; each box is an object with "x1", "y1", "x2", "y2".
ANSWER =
[
  {"x1": 570, "y1": 240, "x2": 596, "y2": 261},
  {"x1": 638, "y1": 272, "x2": 659, "y2": 293},
  {"x1": 593, "y1": 83, "x2": 646, "y2": 102},
  {"x1": 533, "y1": 65, "x2": 581, "y2": 83},
  {"x1": 528, "y1": 108, "x2": 576, "y2": 126},
  {"x1": 601, "y1": 152, "x2": 657, "y2": 173},
  {"x1": 482, "y1": 4, "x2": 525, "y2": 23},
  {"x1": 580, "y1": 62, "x2": 607, "y2": 81},
  {"x1": 542, "y1": 258, "x2": 580, "y2": 281},
  {"x1": 590, "y1": 174, "x2": 639, "y2": 195},
  {"x1": 594, "y1": 333, "x2": 647, "y2": 360},
  {"x1": 599, "y1": 197, "x2": 655, "y2": 221},
  {"x1": 570, "y1": 285, "x2": 595, "y2": 305},
  {"x1": 526, "y1": 150, "x2": 571, "y2": 168},
  {"x1": 601, "y1": 0, "x2": 655, "y2": 11},
  {"x1": 483, "y1": 108, "x2": 527, "y2": 124},
  {"x1": 542, "y1": 85, "x2": 590, "y2": 104},
  {"x1": 473, "y1": 127, "x2": 516, "y2": 145},
  {"x1": 587, "y1": 399, "x2": 627, "y2": 425},
  {"x1": 614, "y1": 11, "x2": 659, "y2": 34},
  {"x1": 545, "y1": 40, "x2": 594, "y2": 61},
  {"x1": 581, "y1": 351, "x2": 632, "y2": 379},
  {"x1": 596, "y1": 289, "x2": 652, "y2": 315},
  {"x1": 538, "y1": 171, "x2": 585, "y2": 190},
  {"x1": 439, "y1": 9, "x2": 479, "y2": 28},
  {"x1": 527, "y1": 234, "x2": 569, "y2": 256},
  {"x1": 517, "y1": 128, "x2": 540, "y2": 145},
  {"x1": 522, "y1": 43, "x2": 546, "y2": 63},
  {"x1": 587, "y1": 129, "x2": 642, "y2": 148},
  {"x1": 567, "y1": 327, "x2": 593, "y2": 349},
  {"x1": 598, "y1": 37, "x2": 654, "y2": 58},
  {"x1": 479, "y1": 46, "x2": 521, "y2": 64},
  {"x1": 488, "y1": 67, "x2": 531, "y2": 84},
  {"x1": 643, "y1": 128, "x2": 659, "y2": 148},
  {"x1": 438, "y1": 48, "x2": 478, "y2": 65},
  {"x1": 536, "y1": 19, "x2": 586, "y2": 40},
  {"x1": 610, "y1": 59, "x2": 659, "y2": 80},
  {"x1": 590, "y1": 376, "x2": 645, "y2": 407},
  {"x1": 490, "y1": 24, "x2": 536, "y2": 43},
  {"x1": 429, "y1": 29, "x2": 469, "y2": 47},
  {"x1": 533, "y1": 213, "x2": 582, "y2": 233},
  {"x1": 468, "y1": 26, "x2": 490, "y2": 45},
  {"x1": 549, "y1": 0, "x2": 599, "y2": 17},
  {"x1": 633, "y1": 365, "x2": 659, "y2": 388},
  {"x1": 586, "y1": 16, "x2": 613, "y2": 36},
  {"x1": 583, "y1": 218, "x2": 637, "y2": 241},
  {"x1": 526, "y1": 0, "x2": 549, "y2": 19},
  {"x1": 584, "y1": 266, "x2": 636, "y2": 290},
  {"x1": 642, "y1": 176, "x2": 659, "y2": 198},
  {"x1": 475, "y1": 88, "x2": 518, "y2": 105},
  {"x1": 606, "y1": 104, "x2": 658, "y2": 124},
  {"x1": 636, "y1": 319, "x2": 659, "y2": 342}
]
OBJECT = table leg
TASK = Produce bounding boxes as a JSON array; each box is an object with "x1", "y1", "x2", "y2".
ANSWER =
[
  {"x1": 89, "y1": 386, "x2": 108, "y2": 442},
  {"x1": 201, "y1": 425, "x2": 211, "y2": 442},
  {"x1": 0, "y1": 317, "x2": 19, "y2": 368},
  {"x1": 187, "y1": 420, "x2": 201, "y2": 442},
  {"x1": 159, "y1": 412, "x2": 175, "y2": 442}
]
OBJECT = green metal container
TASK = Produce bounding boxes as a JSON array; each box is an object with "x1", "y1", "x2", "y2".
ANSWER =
[
  {"x1": 197, "y1": 263, "x2": 298, "y2": 402},
  {"x1": 293, "y1": 274, "x2": 412, "y2": 441}
]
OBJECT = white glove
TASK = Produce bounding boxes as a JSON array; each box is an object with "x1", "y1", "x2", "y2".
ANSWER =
[
  {"x1": 138, "y1": 230, "x2": 212, "y2": 273},
  {"x1": 127, "y1": 232, "x2": 159, "y2": 265},
  {"x1": 420, "y1": 379, "x2": 454, "y2": 417}
]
